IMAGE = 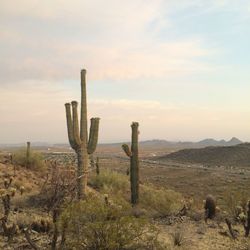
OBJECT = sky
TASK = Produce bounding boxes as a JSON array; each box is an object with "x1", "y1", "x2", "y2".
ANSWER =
[{"x1": 0, "y1": 0, "x2": 250, "y2": 143}]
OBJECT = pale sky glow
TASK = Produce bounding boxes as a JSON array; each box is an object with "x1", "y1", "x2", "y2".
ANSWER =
[{"x1": 0, "y1": 0, "x2": 250, "y2": 143}]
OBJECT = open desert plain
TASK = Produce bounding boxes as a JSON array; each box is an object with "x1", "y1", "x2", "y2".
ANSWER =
[{"x1": 0, "y1": 139, "x2": 249, "y2": 249}]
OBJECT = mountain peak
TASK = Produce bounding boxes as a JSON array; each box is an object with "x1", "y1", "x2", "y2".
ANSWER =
[{"x1": 228, "y1": 137, "x2": 242, "y2": 144}]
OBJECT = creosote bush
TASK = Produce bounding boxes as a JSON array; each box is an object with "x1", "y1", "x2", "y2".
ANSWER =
[
  {"x1": 59, "y1": 194, "x2": 165, "y2": 250},
  {"x1": 13, "y1": 149, "x2": 45, "y2": 170}
]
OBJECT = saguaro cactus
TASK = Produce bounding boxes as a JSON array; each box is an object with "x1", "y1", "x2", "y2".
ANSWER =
[
  {"x1": 122, "y1": 122, "x2": 139, "y2": 205},
  {"x1": 26, "y1": 142, "x2": 31, "y2": 168},
  {"x1": 65, "y1": 69, "x2": 100, "y2": 199}
]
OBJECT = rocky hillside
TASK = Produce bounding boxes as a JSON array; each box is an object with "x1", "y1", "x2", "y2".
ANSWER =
[{"x1": 158, "y1": 143, "x2": 250, "y2": 167}]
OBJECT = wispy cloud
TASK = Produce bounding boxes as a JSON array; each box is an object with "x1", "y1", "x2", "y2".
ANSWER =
[{"x1": 0, "y1": 0, "x2": 216, "y2": 83}]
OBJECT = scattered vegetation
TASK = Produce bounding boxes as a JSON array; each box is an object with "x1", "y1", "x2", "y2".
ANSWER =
[
  {"x1": 59, "y1": 194, "x2": 164, "y2": 250},
  {"x1": 13, "y1": 148, "x2": 45, "y2": 170},
  {"x1": 89, "y1": 169, "x2": 182, "y2": 218}
]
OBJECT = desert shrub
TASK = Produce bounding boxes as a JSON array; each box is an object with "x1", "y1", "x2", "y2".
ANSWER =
[
  {"x1": 33, "y1": 164, "x2": 76, "y2": 212},
  {"x1": 14, "y1": 213, "x2": 52, "y2": 232},
  {"x1": 59, "y1": 194, "x2": 165, "y2": 250},
  {"x1": 140, "y1": 185, "x2": 182, "y2": 217},
  {"x1": 171, "y1": 229, "x2": 185, "y2": 246},
  {"x1": 13, "y1": 149, "x2": 45, "y2": 170},
  {"x1": 224, "y1": 190, "x2": 249, "y2": 220}
]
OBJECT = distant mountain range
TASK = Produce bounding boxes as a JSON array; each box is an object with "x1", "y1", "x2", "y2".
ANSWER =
[
  {"x1": 138, "y1": 137, "x2": 243, "y2": 148},
  {"x1": 0, "y1": 137, "x2": 243, "y2": 149}
]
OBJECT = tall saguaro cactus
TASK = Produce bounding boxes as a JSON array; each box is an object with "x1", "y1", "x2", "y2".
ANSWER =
[
  {"x1": 65, "y1": 69, "x2": 100, "y2": 199},
  {"x1": 26, "y1": 142, "x2": 31, "y2": 168},
  {"x1": 122, "y1": 122, "x2": 139, "y2": 205}
]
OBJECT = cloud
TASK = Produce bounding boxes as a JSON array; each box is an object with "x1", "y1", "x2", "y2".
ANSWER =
[{"x1": 0, "y1": 0, "x2": 216, "y2": 83}]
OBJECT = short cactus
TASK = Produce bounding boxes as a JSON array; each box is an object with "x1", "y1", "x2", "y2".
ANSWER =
[
  {"x1": 65, "y1": 69, "x2": 100, "y2": 199},
  {"x1": 122, "y1": 122, "x2": 139, "y2": 205},
  {"x1": 204, "y1": 195, "x2": 216, "y2": 222}
]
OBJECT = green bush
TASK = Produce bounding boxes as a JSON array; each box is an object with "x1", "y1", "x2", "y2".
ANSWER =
[
  {"x1": 13, "y1": 149, "x2": 45, "y2": 170},
  {"x1": 59, "y1": 194, "x2": 165, "y2": 250}
]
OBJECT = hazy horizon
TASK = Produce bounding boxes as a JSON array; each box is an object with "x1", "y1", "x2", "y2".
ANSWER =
[
  {"x1": 0, "y1": 136, "x2": 246, "y2": 146},
  {"x1": 1, "y1": 1, "x2": 250, "y2": 143}
]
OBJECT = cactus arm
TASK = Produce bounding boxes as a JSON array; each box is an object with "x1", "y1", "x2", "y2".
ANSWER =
[
  {"x1": 87, "y1": 118, "x2": 100, "y2": 154},
  {"x1": 65, "y1": 103, "x2": 77, "y2": 150},
  {"x1": 71, "y1": 101, "x2": 81, "y2": 147},
  {"x1": 80, "y1": 69, "x2": 88, "y2": 144},
  {"x1": 122, "y1": 144, "x2": 131, "y2": 157}
]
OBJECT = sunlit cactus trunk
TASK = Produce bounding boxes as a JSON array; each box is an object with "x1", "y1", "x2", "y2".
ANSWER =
[
  {"x1": 26, "y1": 142, "x2": 31, "y2": 168},
  {"x1": 122, "y1": 122, "x2": 139, "y2": 205},
  {"x1": 65, "y1": 69, "x2": 100, "y2": 199}
]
